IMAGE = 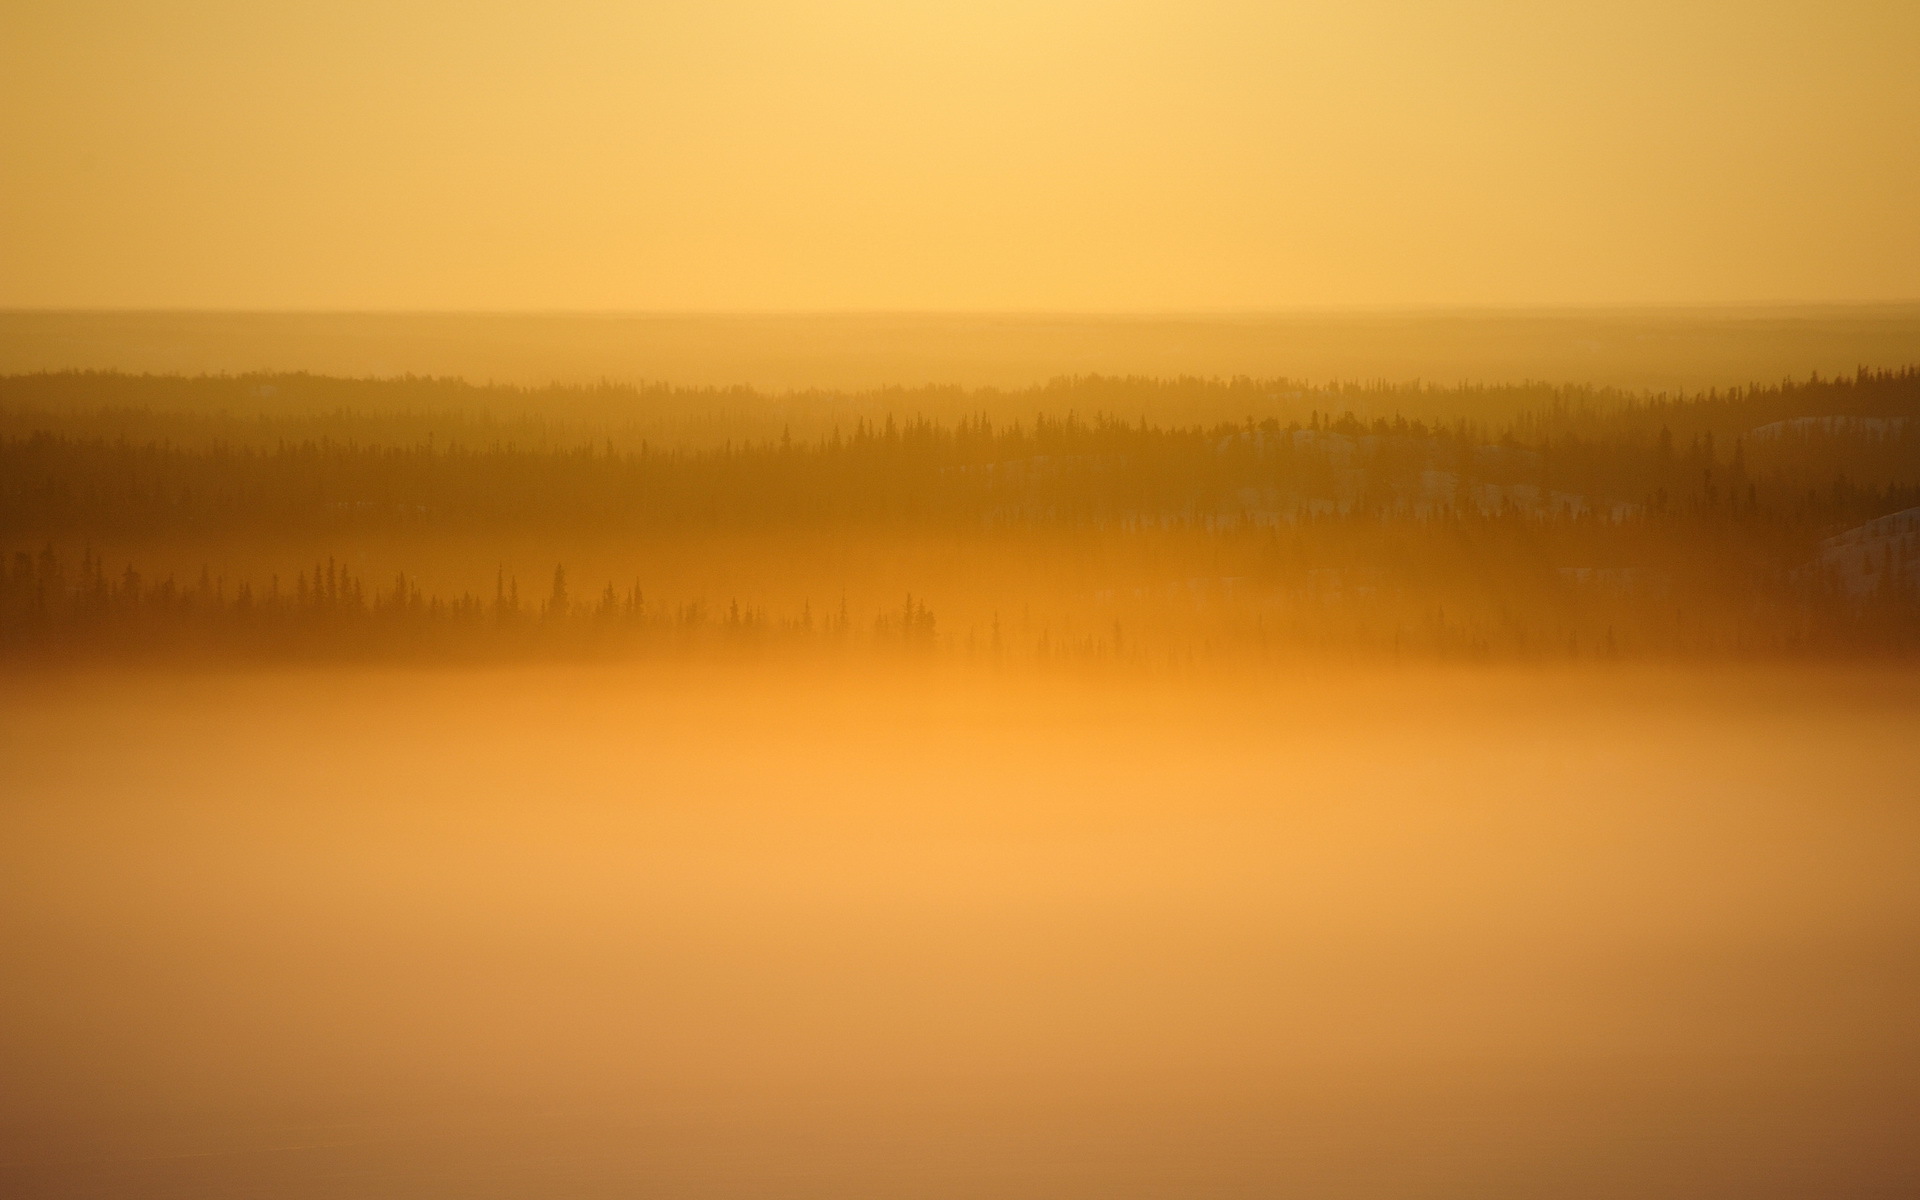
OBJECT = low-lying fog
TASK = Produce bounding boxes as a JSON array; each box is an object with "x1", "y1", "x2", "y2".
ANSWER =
[{"x1": 4, "y1": 663, "x2": 1918, "y2": 1198}]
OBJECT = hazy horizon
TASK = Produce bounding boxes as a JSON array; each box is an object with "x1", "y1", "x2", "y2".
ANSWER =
[
  {"x1": 7, "y1": 305, "x2": 1920, "y2": 393},
  {"x1": 8, "y1": 2, "x2": 1919, "y2": 1196}
]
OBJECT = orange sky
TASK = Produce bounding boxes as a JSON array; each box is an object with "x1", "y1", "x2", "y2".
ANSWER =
[{"x1": 4, "y1": 1, "x2": 1916, "y2": 311}]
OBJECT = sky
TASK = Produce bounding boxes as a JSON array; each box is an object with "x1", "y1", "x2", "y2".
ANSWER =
[{"x1": 3, "y1": 0, "x2": 1917, "y2": 312}]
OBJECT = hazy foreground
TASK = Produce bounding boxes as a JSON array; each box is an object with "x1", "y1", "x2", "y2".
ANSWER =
[{"x1": 4, "y1": 661, "x2": 1917, "y2": 1199}]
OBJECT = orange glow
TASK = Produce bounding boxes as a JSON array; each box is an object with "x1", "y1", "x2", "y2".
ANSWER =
[
  {"x1": 5, "y1": 664, "x2": 1920, "y2": 1194},
  {"x1": 5, "y1": 3, "x2": 1920, "y2": 1195},
  {"x1": 4, "y1": 1, "x2": 1918, "y2": 310}
]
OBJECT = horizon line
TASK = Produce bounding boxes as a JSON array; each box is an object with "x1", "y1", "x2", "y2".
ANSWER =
[{"x1": 5, "y1": 301, "x2": 1920, "y2": 320}]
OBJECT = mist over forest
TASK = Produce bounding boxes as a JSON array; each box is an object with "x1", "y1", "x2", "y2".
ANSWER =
[
  {"x1": 4, "y1": 367, "x2": 1916, "y2": 664},
  {"x1": 10, "y1": 0, "x2": 1920, "y2": 1192}
]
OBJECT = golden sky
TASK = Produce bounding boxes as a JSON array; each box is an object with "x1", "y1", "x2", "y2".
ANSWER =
[{"x1": 4, "y1": 1, "x2": 1916, "y2": 311}]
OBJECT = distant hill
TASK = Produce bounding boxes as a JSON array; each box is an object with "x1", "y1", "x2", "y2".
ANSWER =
[{"x1": 3, "y1": 306, "x2": 1919, "y2": 394}]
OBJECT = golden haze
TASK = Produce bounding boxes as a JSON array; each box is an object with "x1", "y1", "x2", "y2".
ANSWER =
[
  {"x1": 6, "y1": 0, "x2": 1920, "y2": 1195},
  {"x1": 3, "y1": 0, "x2": 1918, "y2": 310}
]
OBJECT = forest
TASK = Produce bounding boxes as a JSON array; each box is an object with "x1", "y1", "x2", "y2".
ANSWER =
[{"x1": 2, "y1": 367, "x2": 1916, "y2": 664}]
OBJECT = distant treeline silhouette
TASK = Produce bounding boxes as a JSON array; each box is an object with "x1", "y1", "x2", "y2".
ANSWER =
[
  {"x1": 4, "y1": 369, "x2": 1916, "y2": 536},
  {"x1": 3, "y1": 533, "x2": 1911, "y2": 664},
  {"x1": 6, "y1": 365, "x2": 1918, "y2": 448},
  {"x1": 0, "y1": 547, "x2": 932, "y2": 662},
  {"x1": 2, "y1": 368, "x2": 1916, "y2": 663}
]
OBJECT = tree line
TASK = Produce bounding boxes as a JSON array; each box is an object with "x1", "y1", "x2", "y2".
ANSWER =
[
  {"x1": 3, "y1": 369, "x2": 1915, "y2": 538},
  {"x1": 1, "y1": 368, "x2": 1915, "y2": 663}
]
